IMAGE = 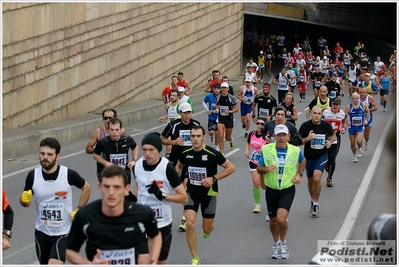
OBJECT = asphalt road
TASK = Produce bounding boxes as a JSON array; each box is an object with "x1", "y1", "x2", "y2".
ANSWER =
[{"x1": 2, "y1": 14, "x2": 397, "y2": 266}]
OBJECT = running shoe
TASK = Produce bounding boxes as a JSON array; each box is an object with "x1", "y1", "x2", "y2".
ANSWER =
[
  {"x1": 357, "y1": 149, "x2": 363, "y2": 158},
  {"x1": 353, "y1": 155, "x2": 358, "y2": 163},
  {"x1": 312, "y1": 205, "x2": 319, "y2": 217},
  {"x1": 260, "y1": 79, "x2": 264, "y2": 82},
  {"x1": 326, "y1": 178, "x2": 333, "y2": 187},
  {"x1": 178, "y1": 219, "x2": 186, "y2": 231},
  {"x1": 242, "y1": 123, "x2": 246, "y2": 129},
  {"x1": 244, "y1": 132, "x2": 249, "y2": 138},
  {"x1": 210, "y1": 134, "x2": 215, "y2": 145},
  {"x1": 253, "y1": 204, "x2": 261, "y2": 213},
  {"x1": 271, "y1": 244, "x2": 281, "y2": 259},
  {"x1": 383, "y1": 108, "x2": 386, "y2": 112},
  {"x1": 202, "y1": 230, "x2": 210, "y2": 239},
  {"x1": 215, "y1": 145, "x2": 220, "y2": 151},
  {"x1": 310, "y1": 201, "x2": 314, "y2": 213},
  {"x1": 265, "y1": 214, "x2": 270, "y2": 222},
  {"x1": 364, "y1": 141, "x2": 369, "y2": 151},
  {"x1": 229, "y1": 138, "x2": 235, "y2": 150},
  {"x1": 191, "y1": 256, "x2": 201, "y2": 265},
  {"x1": 280, "y1": 243, "x2": 290, "y2": 259}
]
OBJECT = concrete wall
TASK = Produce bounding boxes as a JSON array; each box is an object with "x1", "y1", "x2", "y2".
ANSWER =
[{"x1": 2, "y1": 2, "x2": 244, "y2": 130}]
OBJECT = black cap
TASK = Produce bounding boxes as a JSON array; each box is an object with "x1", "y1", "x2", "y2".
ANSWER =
[
  {"x1": 142, "y1": 132, "x2": 163, "y2": 152},
  {"x1": 332, "y1": 98, "x2": 341, "y2": 105},
  {"x1": 213, "y1": 84, "x2": 221, "y2": 89}
]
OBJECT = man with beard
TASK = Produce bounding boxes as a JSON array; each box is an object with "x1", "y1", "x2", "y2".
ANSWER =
[
  {"x1": 20, "y1": 137, "x2": 91, "y2": 264},
  {"x1": 252, "y1": 83, "x2": 278, "y2": 122}
]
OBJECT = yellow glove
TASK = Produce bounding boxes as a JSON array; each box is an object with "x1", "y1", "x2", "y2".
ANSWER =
[
  {"x1": 21, "y1": 190, "x2": 33, "y2": 204},
  {"x1": 70, "y1": 208, "x2": 79, "y2": 220}
]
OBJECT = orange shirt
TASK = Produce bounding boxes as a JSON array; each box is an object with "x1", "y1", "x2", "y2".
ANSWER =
[
  {"x1": 177, "y1": 79, "x2": 187, "y2": 88},
  {"x1": 2, "y1": 189, "x2": 10, "y2": 211},
  {"x1": 162, "y1": 85, "x2": 178, "y2": 102}
]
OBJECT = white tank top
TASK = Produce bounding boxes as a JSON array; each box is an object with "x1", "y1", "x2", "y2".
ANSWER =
[
  {"x1": 348, "y1": 67, "x2": 358, "y2": 82},
  {"x1": 278, "y1": 73, "x2": 289, "y2": 90},
  {"x1": 343, "y1": 53, "x2": 351, "y2": 65},
  {"x1": 167, "y1": 103, "x2": 181, "y2": 121},
  {"x1": 33, "y1": 166, "x2": 73, "y2": 236},
  {"x1": 135, "y1": 157, "x2": 175, "y2": 228},
  {"x1": 245, "y1": 72, "x2": 256, "y2": 83}
]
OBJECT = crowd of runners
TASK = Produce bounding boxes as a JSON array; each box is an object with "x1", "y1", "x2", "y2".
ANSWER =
[{"x1": 3, "y1": 29, "x2": 396, "y2": 265}]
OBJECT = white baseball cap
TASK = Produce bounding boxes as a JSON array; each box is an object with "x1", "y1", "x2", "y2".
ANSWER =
[
  {"x1": 178, "y1": 86, "x2": 185, "y2": 92},
  {"x1": 179, "y1": 103, "x2": 192, "y2": 112},
  {"x1": 245, "y1": 76, "x2": 252, "y2": 82},
  {"x1": 274, "y1": 124, "x2": 289, "y2": 135},
  {"x1": 221, "y1": 82, "x2": 229, "y2": 88}
]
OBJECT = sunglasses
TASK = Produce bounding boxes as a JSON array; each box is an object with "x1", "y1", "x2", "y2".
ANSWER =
[
  {"x1": 256, "y1": 122, "x2": 265, "y2": 125},
  {"x1": 103, "y1": 116, "x2": 113, "y2": 120}
]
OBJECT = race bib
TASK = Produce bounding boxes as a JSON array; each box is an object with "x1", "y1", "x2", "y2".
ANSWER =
[
  {"x1": 40, "y1": 202, "x2": 63, "y2": 227},
  {"x1": 259, "y1": 63, "x2": 265, "y2": 68},
  {"x1": 267, "y1": 54, "x2": 272, "y2": 59},
  {"x1": 328, "y1": 91, "x2": 337, "y2": 98},
  {"x1": 210, "y1": 103, "x2": 216, "y2": 112},
  {"x1": 280, "y1": 83, "x2": 287, "y2": 89},
  {"x1": 277, "y1": 156, "x2": 285, "y2": 189},
  {"x1": 250, "y1": 151, "x2": 261, "y2": 162},
  {"x1": 220, "y1": 105, "x2": 229, "y2": 116},
  {"x1": 188, "y1": 166, "x2": 207, "y2": 186},
  {"x1": 168, "y1": 108, "x2": 178, "y2": 119},
  {"x1": 259, "y1": 108, "x2": 269, "y2": 116},
  {"x1": 110, "y1": 154, "x2": 127, "y2": 168},
  {"x1": 315, "y1": 81, "x2": 321, "y2": 87},
  {"x1": 299, "y1": 76, "x2": 305, "y2": 82},
  {"x1": 100, "y1": 248, "x2": 135, "y2": 265},
  {"x1": 179, "y1": 130, "x2": 192, "y2": 146},
  {"x1": 310, "y1": 134, "x2": 326, "y2": 149},
  {"x1": 352, "y1": 116, "x2": 362, "y2": 126},
  {"x1": 147, "y1": 202, "x2": 163, "y2": 223}
]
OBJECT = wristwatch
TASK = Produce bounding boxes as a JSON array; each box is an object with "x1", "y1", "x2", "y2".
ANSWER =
[
  {"x1": 212, "y1": 175, "x2": 218, "y2": 183},
  {"x1": 162, "y1": 192, "x2": 167, "y2": 199},
  {"x1": 3, "y1": 230, "x2": 11, "y2": 239}
]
